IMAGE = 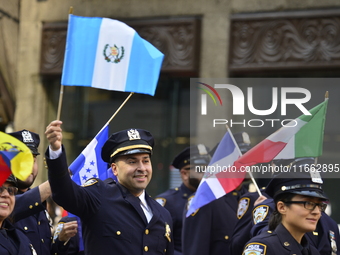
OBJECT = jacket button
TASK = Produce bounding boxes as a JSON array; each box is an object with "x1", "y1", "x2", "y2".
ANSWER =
[
  {"x1": 116, "y1": 231, "x2": 121, "y2": 235},
  {"x1": 145, "y1": 229, "x2": 149, "y2": 235},
  {"x1": 35, "y1": 202, "x2": 39, "y2": 206},
  {"x1": 144, "y1": 246, "x2": 148, "y2": 251},
  {"x1": 24, "y1": 227, "x2": 28, "y2": 230},
  {"x1": 224, "y1": 235, "x2": 229, "y2": 240},
  {"x1": 29, "y1": 205, "x2": 33, "y2": 209}
]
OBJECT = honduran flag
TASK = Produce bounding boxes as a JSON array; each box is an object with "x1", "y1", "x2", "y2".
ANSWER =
[
  {"x1": 69, "y1": 125, "x2": 109, "y2": 185},
  {"x1": 186, "y1": 130, "x2": 244, "y2": 217},
  {"x1": 61, "y1": 14, "x2": 164, "y2": 96},
  {"x1": 0, "y1": 132, "x2": 33, "y2": 185},
  {"x1": 234, "y1": 99, "x2": 328, "y2": 167}
]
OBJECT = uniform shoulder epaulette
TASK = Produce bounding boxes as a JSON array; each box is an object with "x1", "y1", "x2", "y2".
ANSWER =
[
  {"x1": 81, "y1": 178, "x2": 99, "y2": 187},
  {"x1": 104, "y1": 178, "x2": 116, "y2": 184}
]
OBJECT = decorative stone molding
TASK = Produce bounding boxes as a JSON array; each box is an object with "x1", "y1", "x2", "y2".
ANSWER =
[
  {"x1": 40, "y1": 17, "x2": 201, "y2": 76},
  {"x1": 229, "y1": 9, "x2": 340, "y2": 74}
]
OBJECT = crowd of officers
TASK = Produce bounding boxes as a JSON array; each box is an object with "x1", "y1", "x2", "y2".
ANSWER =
[{"x1": 0, "y1": 121, "x2": 339, "y2": 255}]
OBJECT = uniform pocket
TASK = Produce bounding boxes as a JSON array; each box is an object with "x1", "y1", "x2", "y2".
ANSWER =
[{"x1": 102, "y1": 223, "x2": 132, "y2": 243}]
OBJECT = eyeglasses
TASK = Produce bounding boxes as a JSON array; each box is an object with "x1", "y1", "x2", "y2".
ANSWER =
[
  {"x1": 0, "y1": 186, "x2": 18, "y2": 196},
  {"x1": 285, "y1": 201, "x2": 327, "y2": 211}
]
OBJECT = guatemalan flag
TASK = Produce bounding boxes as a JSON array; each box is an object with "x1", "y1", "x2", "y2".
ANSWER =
[
  {"x1": 61, "y1": 14, "x2": 164, "y2": 96},
  {"x1": 186, "y1": 130, "x2": 245, "y2": 217},
  {"x1": 69, "y1": 125, "x2": 109, "y2": 185}
]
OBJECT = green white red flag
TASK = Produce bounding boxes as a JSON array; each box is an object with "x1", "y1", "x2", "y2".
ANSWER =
[{"x1": 234, "y1": 98, "x2": 328, "y2": 167}]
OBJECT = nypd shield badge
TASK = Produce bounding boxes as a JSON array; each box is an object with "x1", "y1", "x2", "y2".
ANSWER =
[
  {"x1": 237, "y1": 197, "x2": 250, "y2": 219},
  {"x1": 244, "y1": 242, "x2": 267, "y2": 255},
  {"x1": 253, "y1": 205, "x2": 269, "y2": 224},
  {"x1": 155, "y1": 197, "x2": 166, "y2": 207}
]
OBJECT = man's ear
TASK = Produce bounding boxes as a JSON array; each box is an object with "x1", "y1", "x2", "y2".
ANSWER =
[
  {"x1": 180, "y1": 169, "x2": 189, "y2": 181},
  {"x1": 111, "y1": 163, "x2": 118, "y2": 176},
  {"x1": 277, "y1": 201, "x2": 287, "y2": 215}
]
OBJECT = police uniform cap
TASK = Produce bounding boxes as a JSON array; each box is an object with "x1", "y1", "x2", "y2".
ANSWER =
[
  {"x1": 172, "y1": 144, "x2": 210, "y2": 169},
  {"x1": 265, "y1": 170, "x2": 328, "y2": 200},
  {"x1": 101, "y1": 128, "x2": 154, "y2": 163},
  {"x1": 234, "y1": 132, "x2": 252, "y2": 154},
  {"x1": 5, "y1": 174, "x2": 18, "y2": 187},
  {"x1": 273, "y1": 157, "x2": 315, "y2": 168},
  {"x1": 7, "y1": 129, "x2": 40, "y2": 155}
]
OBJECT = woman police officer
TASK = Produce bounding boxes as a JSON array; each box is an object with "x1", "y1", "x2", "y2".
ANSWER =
[
  {"x1": 242, "y1": 171, "x2": 328, "y2": 255},
  {"x1": 0, "y1": 175, "x2": 37, "y2": 254}
]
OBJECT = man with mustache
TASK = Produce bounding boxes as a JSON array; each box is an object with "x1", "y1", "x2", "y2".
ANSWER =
[{"x1": 45, "y1": 120, "x2": 174, "y2": 255}]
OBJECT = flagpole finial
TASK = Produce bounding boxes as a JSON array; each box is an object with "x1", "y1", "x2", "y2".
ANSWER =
[
  {"x1": 69, "y1": 6, "x2": 73, "y2": 14},
  {"x1": 325, "y1": 91, "x2": 329, "y2": 99}
]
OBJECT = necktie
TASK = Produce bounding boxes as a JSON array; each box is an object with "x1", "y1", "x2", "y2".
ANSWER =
[
  {"x1": 140, "y1": 198, "x2": 153, "y2": 223},
  {"x1": 301, "y1": 247, "x2": 309, "y2": 255}
]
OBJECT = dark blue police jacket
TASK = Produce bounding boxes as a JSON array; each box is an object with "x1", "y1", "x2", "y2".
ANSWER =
[
  {"x1": 251, "y1": 199, "x2": 340, "y2": 255},
  {"x1": 155, "y1": 183, "x2": 194, "y2": 254},
  {"x1": 243, "y1": 223, "x2": 320, "y2": 255},
  {"x1": 45, "y1": 146, "x2": 174, "y2": 255},
  {"x1": 230, "y1": 190, "x2": 270, "y2": 255},
  {"x1": 182, "y1": 186, "x2": 246, "y2": 255},
  {"x1": 12, "y1": 186, "x2": 52, "y2": 255},
  {"x1": 0, "y1": 219, "x2": 36, "y2": 254}
]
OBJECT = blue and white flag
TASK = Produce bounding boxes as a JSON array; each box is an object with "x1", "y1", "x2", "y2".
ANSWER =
[
  {"x1": 186, "y1": 130, "x2": 244, "y2": 217},
  {"x1": 61, "y1": 14, "x2": 164, "y2": 96},
  {"x1": 69, "y1": 125, "x2": 109, "y2": 185}
]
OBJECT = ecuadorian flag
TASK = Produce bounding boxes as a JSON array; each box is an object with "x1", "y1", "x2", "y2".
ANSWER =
[
  {"x1": 61, "y1": 14, "x2": 164, "y2": 96},
  {"x1": 0, "y1": 132, "x2": 33, "y2": 185}
]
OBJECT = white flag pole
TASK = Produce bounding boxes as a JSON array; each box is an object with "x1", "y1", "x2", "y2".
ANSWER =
[
  {"x1": 97, "y1": 92, "x2": 134, "y2": 134},
  {"x1": 226, "y1": 125, "x2": 262, "y2": 196}
]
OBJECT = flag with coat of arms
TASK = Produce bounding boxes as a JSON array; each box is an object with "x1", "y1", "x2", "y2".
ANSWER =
[{"x1": 61, "y1": 14, "x2": 164, "y2": 96}]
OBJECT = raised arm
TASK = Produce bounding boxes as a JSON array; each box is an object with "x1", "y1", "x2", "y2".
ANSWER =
[{"x1": 44, "y1": 120, "x2": 101, "y2": 218}]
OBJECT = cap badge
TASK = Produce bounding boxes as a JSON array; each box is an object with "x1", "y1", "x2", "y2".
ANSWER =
[
  {"x1": 127, "y1": 129, "x2": 141, "y2": 140},
  {"x1": 310, "y1": 170, "x2": 323, "y2": 184},
  {"x1": 21, "y1": 131, "x2": 34, "y2": 143}
]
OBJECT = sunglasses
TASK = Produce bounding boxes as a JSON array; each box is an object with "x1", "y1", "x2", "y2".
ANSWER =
[
  {"x1": 284, "y1": 201, "x2": 327, "y2": 212},
  {"x1": 0, "y1": 186, "x2": 18, "y2": 196}
]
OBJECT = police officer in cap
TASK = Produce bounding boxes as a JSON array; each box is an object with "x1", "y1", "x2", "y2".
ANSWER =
[
  {"x1": 248, "y1": 158, "x2": 340, "y2": 255},
  {"x1": 8, "y1": 129, "x2": 53, "y2": 255},
  {"x1": 182, "y1": 132, "x2": 249, "y2": 255},
  {"x1": 0, "y1": 175, "x2": 37, "y2": 254},
  {"x1": 155, "y1": 144, "x2": 210, "y2": 255},
  {"x1": 45, "y1": 120, "x2": 174, "y2": 255},
  {"x1": 243, "y1": 170, "x2": 328, "y2": 255}
]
